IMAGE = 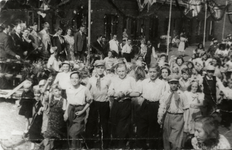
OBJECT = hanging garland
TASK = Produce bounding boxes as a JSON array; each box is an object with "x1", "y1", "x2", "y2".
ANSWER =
[
  {"x1": 227, "y1": 3, "x2": 232, "y2": 24},
  {"x1": 176, "y1": 0, "x2": 229, "y2": 21},
  {"x1": 207, "y1": 0, "x2": 229, "y2": 21}
]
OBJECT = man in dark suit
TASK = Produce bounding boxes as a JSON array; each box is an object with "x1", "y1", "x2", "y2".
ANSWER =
[
  {"x1": 91, "y1": 35, "x2": 104, "y2": 62},
  {"x1": 145, "y1": 40, "x2": 153, "y2": 68},
  {"x1": 0, "y1": 24, "x2": 20, "y2": 59},
  {"x1": 12, "y1": 24, "x2": 25, "y2": 58},
  {"x1": 74, "y1": 25, "x2": 86, "y2": 61},
  {"x1": 52, "y1": 28, "x2": 66, "y2": 61}
]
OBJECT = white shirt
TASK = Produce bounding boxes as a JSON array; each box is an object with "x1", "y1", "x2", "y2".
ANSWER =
[
  {"x1": 122, "y1": 43, "x2": 132, "y2": 54},
  {"x1": 66, "y1": 85, "x2": 92, "y2": 105},
  {"x1": 136, "y1": 78, "x2": 167, "y2": 102},
  {"x1": 53, "y1": 72, "x2": 71, "y2": 90},
  {"x1": 158, "y1": 90, "x2": 189, "y2": 119},
  {"x1": 109, "y1": 39, "x2": 119, "y2": 53},
  {"x1": 47, "y1": 55, "x2": 61, "y2": 72},
  {"x1": 108, "y1": 75, "x2": 136, "y2": 97},
  {"x1": 88, "y1": 76, "x2": 111, "y2": 102}
]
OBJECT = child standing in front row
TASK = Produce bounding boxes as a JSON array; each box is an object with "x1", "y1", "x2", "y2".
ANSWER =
[
  {"x1": 42, "y1": 84, "x2": 67, "y2": 150},
  {"x1": 18, "y1": 80, "x2": 35, "y2": 134}
]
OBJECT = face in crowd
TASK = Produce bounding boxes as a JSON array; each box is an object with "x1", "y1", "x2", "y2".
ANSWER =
[
  {"x1": 194, "y1": 121, "x2": 207, "y2": 143},
  {"x1": 52, "y1": 88, "x2": 62, "y2": 98},
  {"x1": 170, "y1": 81, "x2": 179, "y2": 91},
  {"x1": 161, "y1": 68, "x2": 169, "y2": 79},
  {"x1": 96, "y1": 65, "x2": 105, "y2": 76},
  {"x1": 113, "y1": 35, "x2": 117, "y2": 40},
  {"x1": 206, "y1": 70, "x2": 214, "y2": 78},
  {"x1": 149, "y1": 67, "x2": 159, "y2": 81},
  {"x1": 62, "y1": 64, "x2": 70, "y2": 73},
  {"x1": 191, "y1": 81, "x2": 198, "y2": 93},
  {"x1": 70, "y1": 73, "x2": 81, "y2": 86},
  {"x1": 117, "y1": 64, "x2": 127, "y2": 79}
]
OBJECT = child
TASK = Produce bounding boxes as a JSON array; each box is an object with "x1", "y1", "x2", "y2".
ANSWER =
[
  {"x1": 18, "y1": 80, "x2": 35, "y2": 134},
  {"x1": 43, "y1": 84, "x2": 67, "y2": 150},
  {"x1": 191, "y1": 116, "x2": 231, "y2": 149},
  {"x1": 179, "y1": 68, "x2": 191, "y2": 91}
]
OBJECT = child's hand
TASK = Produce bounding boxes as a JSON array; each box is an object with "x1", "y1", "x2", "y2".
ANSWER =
[
  {"x1": 63, "y1": 113, "x2": 68, "y2": 121},
  {"x1": 75, "y1": 110, "x2": 84, "y2": 116}
]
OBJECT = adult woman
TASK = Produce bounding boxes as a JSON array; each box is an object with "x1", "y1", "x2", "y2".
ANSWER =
[
  {"x1": 104, "y1": 50, "x2": 117, "y2": 68},
  {"x1": 191, "y1": 116, "x2": 231, "y2": 150},
  {"x1": 64, "y1": 28, "x2": 75, "y2": 61},
  {"x1": 159, "y1": 66, "x2": 171, "y2": 92},
  {"x1": 184, "y1": 81, "x2": 204, "y2": 134},
  {"x1": 178, "y1": 32, "x2": 188, "y2": 56}
]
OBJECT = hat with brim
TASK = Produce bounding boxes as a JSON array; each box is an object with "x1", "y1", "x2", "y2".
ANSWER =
[
  {"x1": 168, "y1": 74, "x2": 180, "y2": 83},
  {"x1": 94, "y1": 60, "x2": 105, "y2": 67},
  {"x1": 62, "y1": 61, "x2": 70, "y2": 66},
  {"x1": 38, "y1": 79, "x2": 46, "y2": 86},
  {"x1": 206, "y1": 65, "x2": 215, "y2": 71}
]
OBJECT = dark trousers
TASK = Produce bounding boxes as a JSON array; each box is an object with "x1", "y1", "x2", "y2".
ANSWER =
[
  {"x1": 85, "y1": 101, "x2": 110, "y2": 149},
  {"x1": 201, "y1": 94, "x2": 216, "y2": 116},
  {"x1": 110, "y1": 99, "x2": 131, "y2": 148},
  {"x1": 137, "y1": 100, "x2": 162, "y2": 149},
  {"x1": 218, "y1": 99, "x2": 232, "y2": 127}
]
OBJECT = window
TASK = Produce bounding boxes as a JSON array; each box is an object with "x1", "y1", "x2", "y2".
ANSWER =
[{"x1": 104, "y1": 14, "x2": 119, "y2": 40}]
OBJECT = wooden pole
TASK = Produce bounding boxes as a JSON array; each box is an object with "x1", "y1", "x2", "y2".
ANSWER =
[
  {"x1": 222, "y1": 0, "x2": 228, "y2": 40},
  {"x1": 87, "y1": 0, "x2": 91, "y2": 66},
  {"x1": 203, "y1": 0, "x2": 207, "y2": 47},
  {"x1": 166, "y1": 0, "x2": 173, "y2": 55}
]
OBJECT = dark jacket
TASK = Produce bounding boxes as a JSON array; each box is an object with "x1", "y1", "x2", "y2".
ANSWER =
[
  {"x1": 12, "y1": 32, "x2": 24, "y2": 57},
  {"x1": 74, "y1": 31, "x2": 86, "y2": 53},
  {"x1": 0, "y1": 32, "x2": 16, "y2": 59}
]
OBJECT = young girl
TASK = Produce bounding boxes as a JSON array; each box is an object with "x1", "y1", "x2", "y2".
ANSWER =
[
  {"x1": 184, "y1": 81, "x2": 204, "y2": 134},
  {"x1": 43, "y1": 84, "x2": 67, "y2": 150},
  {"x1": 191, "y1": 116, "x2": 231, "y2": 150},
  {"x1": 19, "y1": 80, "x2": 35, "y2": 134}
]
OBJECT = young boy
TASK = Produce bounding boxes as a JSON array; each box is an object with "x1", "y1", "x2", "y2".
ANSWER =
[
  {"x1": 64, "y1": 71, "x2": 93, "y2": 149},
  {"x1": 108, "y1": 63, "x2": 136, "y2": 148},
  {"x1": 158, "y1": 75, "x2": 189, "y2": 150},
  {"x1": 179, "y1": 68, "x2": 191, "y2": 91},
  {"x1": 86, "y1": 60, "x2": 111, "y2": 149}
]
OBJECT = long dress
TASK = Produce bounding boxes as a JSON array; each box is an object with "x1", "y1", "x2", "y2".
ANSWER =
[
  {"x1": 64, "y1": 35, "x2": 75, "y2": 61},
  {"x1": 178, "y1": 37, "x2": 187, "y2": 52},
  {"x1": 43, "y1": 97, "x2": 66, "y2": 139},
  {"x1": 184, "y1": 91, "x2": 204, "y2": 134}
]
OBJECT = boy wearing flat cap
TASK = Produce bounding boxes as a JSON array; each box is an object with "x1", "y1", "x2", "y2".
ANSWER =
[
  {"x1": 202, "y1": 65, "x2": 226, "y2": 116},
  {"x1": 158, "y1": 74, "x2": 189, "y2": 150},
  {"x1": 85, "y1": 60, "x2": 111, "y2": 149}
]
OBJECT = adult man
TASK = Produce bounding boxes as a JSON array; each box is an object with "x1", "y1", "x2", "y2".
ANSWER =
[
  {"x1": 135, "y1": 65, "x2": 167, "y2": 149},
  {"x1": 12, "y1": 24, "x2": 24, "y2": 57},
  {"x1": 74, "y1": 25, "x2": 86, "y2": 61},
  {"x1": 0, "y1": 24, "x2": 20, "y2": 59},
  {"x1": 158, "y1": 75, "x2": 189, "y2": 150},
  {"x1": 207, "y1": 39, "x2": 218, "y2": 57},
  {"x1": 52, "y1": 28, "x2": 66, "y2": 61},
  {"x1": 109, "y1": 35, "x2": 119, "y2": 54},
  {"x1": 91, "y1": 35, "x2": 104, "y2": 61},
  {"x1": 108, "y1": 63, "x2": 136, "y2": 148},
  {"x1": 85, "y1": 60, "x2": 111, "y2": 149},
  {"x1": 122, "y1": 38, "x2": 132, "y2": 62},
  {"x1": 38, "y1": 22, "x2": 52, "y2": 60},
  {"x1": 144, "y1": 40, "x2": 153, "y2": 67}
]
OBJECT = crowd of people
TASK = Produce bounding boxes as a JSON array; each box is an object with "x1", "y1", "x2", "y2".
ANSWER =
[{"x1": 0, "y1": 20, "x2": 232, "y2": 150}]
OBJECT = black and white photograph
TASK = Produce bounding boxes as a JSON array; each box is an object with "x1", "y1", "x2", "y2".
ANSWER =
[{"x1": 0, "y1": 0, "x2": 232, "y2": 149}]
